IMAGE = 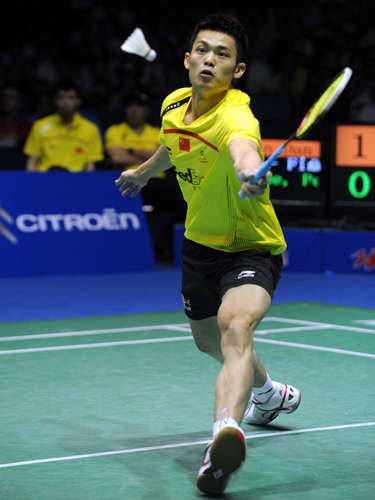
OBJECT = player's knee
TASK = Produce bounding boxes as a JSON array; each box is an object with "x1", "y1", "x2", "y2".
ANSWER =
[
  {"x1": 218, "y1": 311, "x2": 255, "y2": 355},
  {"x1": 218, "y1": 308, "x2": 255, "y2": 337}
]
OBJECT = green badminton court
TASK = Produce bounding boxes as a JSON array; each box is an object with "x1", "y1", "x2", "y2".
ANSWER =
[{"x1": 1, "y1": 301, "x2": 374, "y2": 499}]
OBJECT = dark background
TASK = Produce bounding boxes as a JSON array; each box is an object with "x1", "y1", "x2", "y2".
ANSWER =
[
  {"x1": 3, "y1": 0, "x2": 374, "y2": 127},
  {"x1": 2, "y1": 0, "x2": 375, "y2": 230}
]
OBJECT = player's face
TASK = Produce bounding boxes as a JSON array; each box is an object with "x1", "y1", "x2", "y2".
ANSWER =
[
  {"x1": 55, "y1": 90, "x2": 81, "y2": 118},
  {"x1": 184, "y1": 30, "x2": 245, "y2": 95}
]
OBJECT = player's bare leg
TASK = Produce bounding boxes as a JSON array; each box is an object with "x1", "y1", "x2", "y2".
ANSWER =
[
  {"x1": 189, "y1": 316, "x2": 268, "y2": 387},
  {"x1": 215, "y1": 284, "x2": 271, "y2": 423},
  {"x1": 195, "y1": 285, "x2": 270, "y2": 495}
]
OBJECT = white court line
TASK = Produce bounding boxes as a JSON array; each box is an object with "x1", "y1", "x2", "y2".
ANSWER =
[
  {"x1": 0, "y1": 336, "x2": 194, "y2": 355},
  {"x1": 0, "y1": 324, "x2": 191, "y2": 342},
  {"x1": 255, "y1": 338, "x2": 375, "y2": 359},
  {"x1": 0, "y1": 335, "x2": 374, "y2": 359},
  {"x1": 267, "y1": 317, "x2": 375, "y2": 335},
  {"x1": 1, "y1": 317, "x2": 375, "y2": 343},
  {"x1": 0, "y1": 421, "x2": 374, "y2": 469},
  {"x1": 255, "y1": 325, "x2": 329, "y2": 335}
]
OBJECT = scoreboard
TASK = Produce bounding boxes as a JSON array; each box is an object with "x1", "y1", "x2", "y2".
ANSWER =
[
  {"x1": 331, "y1": 124, "x2": 375, "y2": 212},
  {"x1": 263, "y1": 138, "x2": 325, "y2": 211}
]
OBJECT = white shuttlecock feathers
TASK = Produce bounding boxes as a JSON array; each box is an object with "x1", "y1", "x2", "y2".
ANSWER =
[{"x1": 121, "y1": 28, "x2": 157, "y2": 62}]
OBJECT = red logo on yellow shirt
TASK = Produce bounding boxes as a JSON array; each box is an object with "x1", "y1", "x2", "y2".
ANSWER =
[
  {"x1": 179, "y1": 137, "x2": 190, "y2": 152},
  {"x1": 75, "y1": 147, "x2": 83, "y2": 154}
]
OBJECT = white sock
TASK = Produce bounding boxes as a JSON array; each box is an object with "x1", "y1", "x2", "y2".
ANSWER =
[
  {"x1": 252, "y1": 374, "x2": 275, "y2": 403},
  {"x1": 213, "y1": 416, "x2": 240, "y2": 439}
]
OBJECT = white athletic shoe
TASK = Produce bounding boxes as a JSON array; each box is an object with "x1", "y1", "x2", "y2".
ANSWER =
[
  {"x1": 244, "y1": 383, "x2": 301, "y2": 425},
  {"x1": 196, "y1": 426, "x2": 246, "y2": 495}
]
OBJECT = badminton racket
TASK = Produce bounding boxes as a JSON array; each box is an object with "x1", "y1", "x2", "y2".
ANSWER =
[{"x1": 239, "y1": 67, "x2": 353, "y2": 199}]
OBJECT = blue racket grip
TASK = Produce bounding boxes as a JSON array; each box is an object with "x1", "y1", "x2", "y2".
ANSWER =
[{"x1": 238, "y1": 144, "x2": 285, "y2": 199}]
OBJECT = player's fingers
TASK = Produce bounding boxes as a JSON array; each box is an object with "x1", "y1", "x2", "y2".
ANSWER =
[
  {"x1": 130, "y1": 186, "x2": 142, "y2": 197},
  {"x1": 120, "y1": 183, "x2": 136, "y2": 196},
  {"x1": 241, "y1": 181, "x2": 267, "y2": 198},
  {"x1": 115, "y1": 175, "x2": 125, "y2": 186},
  {"x1": 258, "y1": 172, "x2": 271, "y2": 186}
]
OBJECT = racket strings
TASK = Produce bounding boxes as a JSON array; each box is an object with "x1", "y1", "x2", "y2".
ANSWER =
[{"x1": 296, "y1": 69, "x2": 351, "y2": 138}]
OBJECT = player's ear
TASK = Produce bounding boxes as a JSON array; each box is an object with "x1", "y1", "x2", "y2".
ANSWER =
[
  {"x1": 184, "y1": 53, "x2": 190, "y2": 70},
  {"x1": 233, "y1": 62, "x2": 246, "y2": 80}
]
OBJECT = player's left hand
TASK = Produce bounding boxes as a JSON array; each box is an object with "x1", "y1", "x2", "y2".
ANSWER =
[
  {"x1": 239, "y1": 172, "x2": 271, "y2": 198},
  {"x1": 115, "y1": 169, "x2": 148, "y2": 197}
]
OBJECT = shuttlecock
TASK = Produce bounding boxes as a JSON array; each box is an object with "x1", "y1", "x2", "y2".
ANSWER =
[{"x1": 121, "y1": 28, "x2": 157, "y2": 62}]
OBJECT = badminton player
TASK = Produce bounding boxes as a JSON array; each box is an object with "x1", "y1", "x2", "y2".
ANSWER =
[{"x1": 116, "y1": 13, "x2": 301, "y2": 495}]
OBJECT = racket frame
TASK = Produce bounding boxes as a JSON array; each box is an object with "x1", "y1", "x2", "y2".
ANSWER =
[{"x1": 239, "y1": 67, "x2": 353, "y2": 196}]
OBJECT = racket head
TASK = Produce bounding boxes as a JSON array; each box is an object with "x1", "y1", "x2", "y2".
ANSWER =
[{"x1": 296, "y1": 67, "x2": 353, "y2": 139}]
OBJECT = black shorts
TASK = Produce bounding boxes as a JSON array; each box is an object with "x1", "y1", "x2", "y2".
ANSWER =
[{"x1": 181, "y1": 238, "x2": 283, "y2": 320}]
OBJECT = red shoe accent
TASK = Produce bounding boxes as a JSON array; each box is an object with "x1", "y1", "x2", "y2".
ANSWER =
[{"x1": 235, "y1": 429, "x2": 246, "y2": 461}]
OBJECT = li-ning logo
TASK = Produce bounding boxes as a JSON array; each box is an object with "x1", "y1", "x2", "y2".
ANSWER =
[
  {"x1": 0, "y1": 204, "x2": 18, "y2": 244},
  {"x1": 238, "y1": 270, "x2": 256, "y2": 279}
]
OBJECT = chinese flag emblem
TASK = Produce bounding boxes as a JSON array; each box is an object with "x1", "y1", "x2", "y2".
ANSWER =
[{"x1": 179, "y1": 137, "x2": 190, "y2": 152}]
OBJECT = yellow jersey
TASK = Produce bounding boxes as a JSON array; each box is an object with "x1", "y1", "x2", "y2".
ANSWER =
[
  {"x1": 24, "y1": 113, "x2": 103, "y2": 172},
  {"x1": 105, "y1": 122, "x2": 160, "y2": 169},
  {"x1": 159, "y1": 87, "x2": 286, "y2": 255}
]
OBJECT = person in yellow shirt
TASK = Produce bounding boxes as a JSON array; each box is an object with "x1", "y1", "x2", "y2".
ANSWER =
[
  {"x1": 105, "y1": 92, "x2": 160, "y2": 170},
  {"x1": 115, "y1": 14, "x2": 301, "y2": 495},
  {"x1": 24, "y1": 80, "x2": 103, "y2": 172},
  {"x1": 107, "y1": 92, "x2": 186, "y2": 261}
]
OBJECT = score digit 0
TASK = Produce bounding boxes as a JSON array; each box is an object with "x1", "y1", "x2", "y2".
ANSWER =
[{"x1": 348, "y1": 171, "x2": 371, "y2": 199}]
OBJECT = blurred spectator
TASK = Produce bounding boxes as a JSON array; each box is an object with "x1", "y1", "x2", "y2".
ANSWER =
[
  {"x1": 105, "y1": 92, "x2": 160, "y2": 169},
  {"x1": 0, "y1": 86, "x2": 31, "y2": 147},
  {"x1": 24, "y1": 80, "x2": 103, "y2": 172},
  {"x1": 105, "y1": 91, "x2": 186, "y2": 261}
]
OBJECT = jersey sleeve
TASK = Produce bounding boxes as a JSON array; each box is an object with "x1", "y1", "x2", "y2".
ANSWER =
[
  {"x1": 225, "y1": 107, "x2": 262, "y2": 151},
  {"x1": 104, "y1": 125, "x2": 124, "y2": 151},
  {"x1": 86, "y1": 124, "x2": 104, "y2": 161},
  {"x1": 23, "y1": 123, "x2": 41, "y2": 157},
  {"x1": 158, "y1": 96, "x2": 170, "y2": 147}
]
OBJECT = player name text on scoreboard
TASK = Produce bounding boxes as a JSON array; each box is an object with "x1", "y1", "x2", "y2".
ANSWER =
[{"x1": 262, "y1": 139, "x2": 321, "y2": 159}]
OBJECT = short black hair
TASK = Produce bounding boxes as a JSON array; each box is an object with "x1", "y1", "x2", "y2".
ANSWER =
[
  {"x1": 55, "y1": 79, "x2": 82, "y2": 98},
  {"x1": 123, "y1": 92, "x2": 149, "y2": 107},
  {"x1": 189, "y1": 13, "x2": 248, "y2": 64}
]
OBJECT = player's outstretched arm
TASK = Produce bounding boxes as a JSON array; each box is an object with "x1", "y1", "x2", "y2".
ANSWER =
[
  {"x1": 229, "y1": 138, "x2": 271, "y2": 199},
  {"x1": 115, "y1": 145, "x2": 173, "y2": 197}
]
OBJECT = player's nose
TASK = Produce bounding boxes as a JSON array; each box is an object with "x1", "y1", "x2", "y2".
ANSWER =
[{"x1": 204, "y1": 52, "x2": 215, "y2": 66}]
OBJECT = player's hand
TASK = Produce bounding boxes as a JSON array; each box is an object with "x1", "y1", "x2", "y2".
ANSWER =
[
  {"x1": 115, "y1": 170, "x2": 148, "y2": 197},
  {"x1": 239, "y1": 172, "x2": 271, "y2": 199}
]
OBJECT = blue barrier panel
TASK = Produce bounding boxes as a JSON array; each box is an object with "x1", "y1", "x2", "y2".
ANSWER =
[
  {"x1": 0, "y1": 172, "x2": 155, "y2": 276},
  {"x1": 323, "y1": 230, "x2": 375, "y2": 273},
  {"x1": 282, "y1": 229, "x2": 323, "y2": 272}
]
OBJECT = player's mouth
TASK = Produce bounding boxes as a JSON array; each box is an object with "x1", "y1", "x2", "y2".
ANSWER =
[{"x1": 199, "y1": 69, "x2": 214, "y2": 79}]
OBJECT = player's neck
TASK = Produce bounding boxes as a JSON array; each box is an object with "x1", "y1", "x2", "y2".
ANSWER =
[
  {"x1": 185, "y1": 88, "x2": 227, "y2": 124},
  {"x1": 59, "y1": 113, "x2": 75, "y2": 129}
]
